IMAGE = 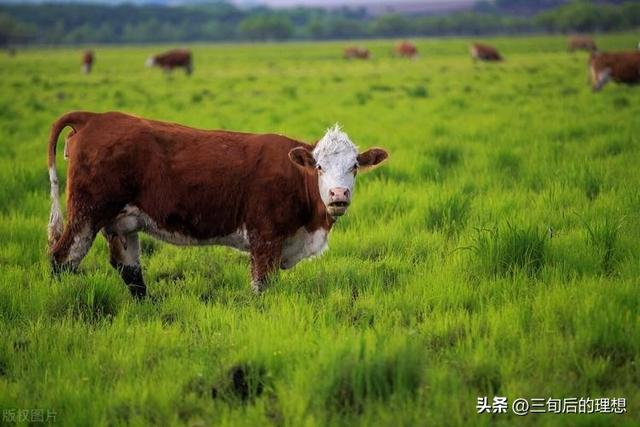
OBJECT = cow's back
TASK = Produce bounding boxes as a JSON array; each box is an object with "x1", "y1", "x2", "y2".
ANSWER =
[
  {"x1": 609, "y1": 52, "x2": 640, "y2": 82},
  {"x1": 156, "y1": 49, "x2": 191, "y2": 66},
  {"x1": 570, "y1": 36, "x2": 597, "y2": 51},
  {"x1": 471, "y1": 43, "x2": 501, "y2": 61}
]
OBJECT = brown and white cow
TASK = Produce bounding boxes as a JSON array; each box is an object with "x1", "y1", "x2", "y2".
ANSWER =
[
  {"x1": 394, "y1": 41, "x2": 418, "y2": 58},
  {"x1": 146, "y1": 49, "x2": 193, "y2": 75},
  {"x1": 47, "y1": 112, "x2": 388, "y2": 297},
  {"x1": 469, "y1": 43, "x2": 502, "y2": 62},
  {"x1": 344, "y1": 46, "x2": 370, "y2": 60},
  {"x1": 568, "y1": 36, "x2": 597, "y2": 53},
  {"x1": 82, "y1": 50, "x2": 94, "y2": 74},
  {"x1": 589, "y1": 51, "x2": 640, "y2": 91}
]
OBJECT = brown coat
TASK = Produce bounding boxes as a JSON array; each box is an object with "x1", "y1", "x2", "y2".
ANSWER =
[
  {"x1": 589, "y1": 51, "x2": 640, "y2": 91},
  {"x1": 469, "y1": 43, "x2": 502, "y2": 62},
  {"x1": 568, "y1": 36, "x2": 597, "y2": 53},
  {"x1": 344, "y1": 46, "x2": 370, "y2": 60},
  {"x1": 147, "y1": 49, "x2": 193, "y2": 75},
  {"x1": 82, "y1": 50, "x2": 94, "y2": 74},
  {"x1": 394, "y1": 41, "x2": 418, "y2": 58}
]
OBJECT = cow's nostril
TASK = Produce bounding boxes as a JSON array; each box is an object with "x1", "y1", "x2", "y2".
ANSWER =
[{"x1": 330, "y1": 190, "x2": 335, "y2": 197}]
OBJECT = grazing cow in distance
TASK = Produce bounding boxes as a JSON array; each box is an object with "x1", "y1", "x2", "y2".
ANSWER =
[
  {"x1": 568, "y1": 36, "x2": 597, "y2": 53},
  {"x1": 344, "y1": 46, "x2": 370, "y2": 60},
  {"x1": 469, "y1": 43, "x2": 502, "y2": 62},
  {"x1": 82, "y1": 50, "x2": 94, "y2": 74},
  {"x1": 589, "y1": 51, "x2": 640, "y2": 91},
  {"x1": 394, "y1": 41, "x2": 418, "y2": 58},
  {"x1": 146, "y1": 49, "x2": 193, "y2": 75},
  {"x1": 47, "y1": 112, "x2": 388, "y2": 297}
]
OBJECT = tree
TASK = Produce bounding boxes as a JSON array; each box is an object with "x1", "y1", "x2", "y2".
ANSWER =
[
  {"x1": 369, "y1": 14, "x2": 412, "y2": 37},
  {"x1": 0, "y1": 0, "x2": 638, "y2": 45},
  {"x1": 239, "y1": 14, "x2": 293, "y2": 41},
  {"x1": 0, "y1": 13, "x2": 34, "y2": 46}
]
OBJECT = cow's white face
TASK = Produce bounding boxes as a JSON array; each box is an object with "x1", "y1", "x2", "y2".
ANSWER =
[
  {"x1": 289, "y1": 124, "x2": 388, "y2": 219},
  {"x1": 145, "y1": 57, "x2": 156, "y2": 67}
]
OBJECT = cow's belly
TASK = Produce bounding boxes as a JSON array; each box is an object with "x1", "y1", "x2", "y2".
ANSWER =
[
  {"x1": 280, "y1": 227, "x2": 328, "y2": 270},
  {"x1": 106, "y1": 205, "x2": 328, "y2": 264},
  {"x1": 107, "y1": 204, "x2": 250, "y2": 251}
]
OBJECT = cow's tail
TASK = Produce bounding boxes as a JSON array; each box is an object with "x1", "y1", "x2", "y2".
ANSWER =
[{"x1": 47, "y1": 111, "x2": 93, "y2": 248}]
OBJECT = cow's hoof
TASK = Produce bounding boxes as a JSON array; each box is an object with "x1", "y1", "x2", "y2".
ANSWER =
[
  {"x1": 117, "y1": 264, "x2": 147, "y2": 299},
  {"x1": 128, "y1": 284, "x2": 147, "y2": 300},
  {"x1": 251, "y1": 280, "x2": 266, "y2": 294}
]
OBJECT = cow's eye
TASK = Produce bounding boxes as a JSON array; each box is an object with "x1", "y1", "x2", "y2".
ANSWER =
[{"x1": 316, "y1": 164, "x2": 323, "y2": 172}]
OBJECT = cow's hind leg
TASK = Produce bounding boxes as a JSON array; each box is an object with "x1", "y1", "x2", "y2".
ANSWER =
[
  {"x1": 105, "y1": 231, "x2": 146, "y2": 299},
  {"x1": 50, "y1": 217, "x2": 97, "y2": 274},
  {"x1": 249, "y1": 238, "x2": 283, "y2": 294}
]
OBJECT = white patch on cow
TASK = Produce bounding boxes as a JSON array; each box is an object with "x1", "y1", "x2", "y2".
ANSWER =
[
  {"x1": 595, "y1": 68, "x2": 611, "y2": 91},
  {"x1": 470, "y1": 45, "x2": 478, "y2": 60},
  {"x1": 110, "y1": 206, "x2": 330, "y2": 270},
  {"x1": 81, "y1": 64, "x2": 90, "y2": 74},
  {"x1": 145, "y1": 57, "x2": 156, "y2": 67},
  {"x1": 48, "y1": 166, "x2": 63, "y2": 245},
  {"x1": 113, "y1": 204, "x2": 251, "y2": 251},
  {"x1": 281, "y1": 227, "x2": 328, "y2": 269},
  {"x1": 67, "y1": 223, "x2": 93, "y2": 267},
  {"x1": 252, "y1": 279, "x2": 265, "y2": 294},
  {"x1": 312, "y1": 124, "x2": 359, "y2": 207},
  {"x1": 119, "y1": 234, "x2": 141, "y2": 266}
]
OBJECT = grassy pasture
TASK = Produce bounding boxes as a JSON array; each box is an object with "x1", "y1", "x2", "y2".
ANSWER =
[{"x1": 0, "y1": 33, "x2": 639, "y2": 426}]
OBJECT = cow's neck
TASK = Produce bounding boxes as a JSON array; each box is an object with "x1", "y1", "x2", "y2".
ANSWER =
[
  {"x1": 302, "y1": 169, "x2": 334, "y2": 232},
  {"x1": 279, "y1": 169, "x2": 334, "y2": 270}
]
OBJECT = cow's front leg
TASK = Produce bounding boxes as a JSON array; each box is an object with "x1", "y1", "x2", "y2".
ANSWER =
[
  {"x1": 249, "y1": 238, "x2": 283, "y2": 294},
  {"x1": 104, "y1": 231, "x2": 146, "y2": 299}
]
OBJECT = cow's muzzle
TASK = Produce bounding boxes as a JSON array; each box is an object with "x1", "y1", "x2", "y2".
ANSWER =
[{"x1": 328, "y1": 188, "x2": 351, "y2": 217}]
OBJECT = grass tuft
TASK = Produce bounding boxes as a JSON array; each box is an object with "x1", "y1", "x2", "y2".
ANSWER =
[
  {"x1": 355, "y1": 91, "x2": 371, "y2": 105},
  {"x1": 471, "y1": 223, "x2": 547, "y2": 278},
  {"x1": 426, "y1": 193, "x2": 471, "y2": 236},
  {"x1": 584, "y1": 218, "x2": 622, "y2": 276},
  {"x1": 211, "y1": 363, "x2": 268, "y2": 404},
  {"x1": 317, "y1": 337, "x2": 421, "y2": 414},
  {"x1": 465, "y1": 359, "x2": 502, "y2": 394},
  {"x1": 582, "y1": 167, "x2": 602, "y2": 201},
  {"x1": 430, "y1": 145, "x2": 461, "y2": 169},
  {"x1": 47, "y1": 277, "x2": 124, "y2": 322},
  {"x1": 404, "y1": 85, "x2": 428, "y2": 98},
  {"x1": 493, "y1": 151, "x2": 521, "y2": 180}
]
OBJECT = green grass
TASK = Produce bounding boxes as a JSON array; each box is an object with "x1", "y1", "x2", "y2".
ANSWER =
[{"x1": 1, "y1": 33, "x2": 639, "y2": 426}]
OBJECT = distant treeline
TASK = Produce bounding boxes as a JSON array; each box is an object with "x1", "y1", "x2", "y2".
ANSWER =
[{"x1": 1, "y1": 0, "x2": 639, "y2": 46}]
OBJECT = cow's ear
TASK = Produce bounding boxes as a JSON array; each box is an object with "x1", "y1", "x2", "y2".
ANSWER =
[
  {"x1": 357, "y1": 148, "x2": 388, "y2": 171},
  {"x1": 289, "y1": 147, "x2": 316, "y2": 169}
]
